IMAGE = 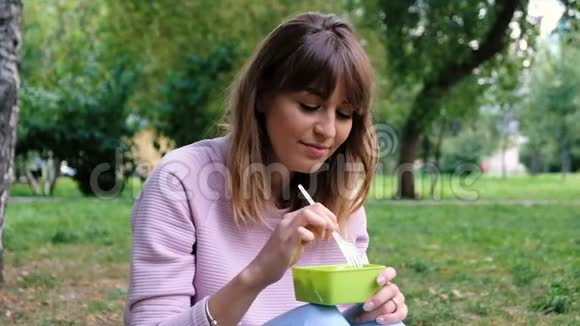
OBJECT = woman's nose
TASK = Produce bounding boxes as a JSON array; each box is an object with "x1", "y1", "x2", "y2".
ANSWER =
[{"x1": 313, "y1": 111, "x2": 336, "y2": 138}]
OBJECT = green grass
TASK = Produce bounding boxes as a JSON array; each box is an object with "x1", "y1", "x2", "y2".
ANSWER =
[
  {"x1": 1, "y1": 192, "x2": 579, "y2": 324},
  {"x1": 365, "y1": 203, "x2": 580, "y2": 325},
  {"x1": 9, "y1": 176, "x2": 144, "y2": 200},
  {"x1": 16, "y1": 272, "x2": 59, "y2": 289},
  {"x1": 368, "y1": 173, "x2": 580, "y2": 201},
  {"x1": 1, "y1": 199, "x2": 132, "y2": 325},
  {"x1": 3, "y1": 200, "x2": 131, "y2": 257}
]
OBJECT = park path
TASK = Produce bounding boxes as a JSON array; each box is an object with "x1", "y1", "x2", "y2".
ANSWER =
[{"x1": 371, "y1": 199, "x2": 580, "y2": 205}]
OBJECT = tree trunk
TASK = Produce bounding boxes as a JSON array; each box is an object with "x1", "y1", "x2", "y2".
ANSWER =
[
  {"x1": 393, "y1": 0, "x2": 518, "y2": 199},
  {"x1": 560, "y1": 139, "x2": 570, "y2": 180},
  {"x1": 0, "y1": 0, "x2": 22, "y2": 285},
  {"x1": 45, "y1": 158, "x2": 61, "y2": 196},
  {"x1": 543, "y1": 161, "x2": 550, "y2": 173},
  {"x1": 501, "y1": 138, "x2": 507, "y2": 179},
  {"x1": 559, "y1": 119, "x2": 571, "y2": 179},
  {"x1": 432, "y1": 123, "x2": 445, "y2": 171},
  {"x1": 530, "y1": 149, "x2": 540, "y2": 175},
  {"x1": 397, "y1": 118, "x2": 420, "y2": 199},
  {"x1": 421, "y1": 134, "x2": 431, "y2": 166},
  {"x1": 25, "y1": 169, "x2": 41, "y2": 194},
  {"x1": 429, "y1": 122, "x2": 446, "y2": 198}
]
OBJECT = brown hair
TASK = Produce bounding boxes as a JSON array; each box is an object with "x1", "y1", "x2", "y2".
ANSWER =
[{"x1": 222, "y1": 12, "x2": 377, "y2": 230}]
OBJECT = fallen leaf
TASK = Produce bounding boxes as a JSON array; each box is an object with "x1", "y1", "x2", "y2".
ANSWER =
[
  {"x1": 452, "y1": 289, "x2": 463, "y2": 298},
  {"x1": 0, "y1": 295, "x2": 13, "y2": 304}
]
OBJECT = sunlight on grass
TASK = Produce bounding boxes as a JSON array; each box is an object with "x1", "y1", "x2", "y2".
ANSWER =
[
  {"x1": 368, "y1": 173, "x2": 580, "y2": 200},
  {"x1": 9, "y1": 176, "x2": 144, "y2": 200}
]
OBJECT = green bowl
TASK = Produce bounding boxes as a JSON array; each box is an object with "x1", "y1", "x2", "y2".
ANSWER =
[{"x1": 292, "y1": 264, "x2": 385, "y2": 305}]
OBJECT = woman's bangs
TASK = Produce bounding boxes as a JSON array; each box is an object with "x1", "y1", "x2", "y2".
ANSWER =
[{"x1": 272, "y1": 34, "x2": 370, "y2": 115}]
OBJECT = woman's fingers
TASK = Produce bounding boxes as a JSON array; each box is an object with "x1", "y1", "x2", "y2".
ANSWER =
[
  {"x1": 297, "y1": 226, "x2": 315, "y2": 243},
  {"x1": 293, "y1": 206, "x2": 336, "y2": 238},
  {"x1": 363, "y1": 283, "x2": 399, "y2": 312},
  {"x1": 288, "y1": 218, "x2": 319, "y2": 266},
  {"x1": 376, "y1": 300, "x2": 408, "y2": 325},
  {"x1": 309, "y1": 202, "x2": 339, "y2": 229},
  {"x1": 355, "y1": 287, "x2": 407, "y2": 324},
  {"x1": 362, "y1": 267, "x2": 398, "y2": 314},
  {"x1": 377, "y1": 267, "x2": 397, "y2": 286},
  {"x1": 353, "y1": 269, "x2": 402, "y2": 324}
]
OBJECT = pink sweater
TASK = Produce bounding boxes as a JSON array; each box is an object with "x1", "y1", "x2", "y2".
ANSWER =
[{"x1": 124, "y1": 136, "x2": 371, "y2": 325}]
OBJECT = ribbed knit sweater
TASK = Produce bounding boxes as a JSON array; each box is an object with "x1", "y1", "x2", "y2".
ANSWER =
[{"x1": 123, "y1": 136, "x2": 370, "y2": 325}]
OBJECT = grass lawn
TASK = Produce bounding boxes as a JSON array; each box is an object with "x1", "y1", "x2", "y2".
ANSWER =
[
  {"x1": 1, "y1": 200, "x2": 132, "y2": 325},
  {"x1": 9, "y1": 177, "x2": 144, "y2": 200},
  {"x1": 1, "y1": 196, "x2": 578, "y2": 325},
  {"x1": 368, "y1": 173, "x2": 580, "y2": 201},
  {"x1": 365, "y1": 203, "x2": 579, "y2": 325}
]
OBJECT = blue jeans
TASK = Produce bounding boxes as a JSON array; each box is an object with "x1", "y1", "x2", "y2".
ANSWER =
[{"x1": 264, "y1": 304, "x2": 406, "y2": 326}]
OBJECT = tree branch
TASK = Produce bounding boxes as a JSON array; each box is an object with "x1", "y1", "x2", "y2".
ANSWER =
[{"x1": 427, "y1": 0, "x2": 520, "y2": 93}]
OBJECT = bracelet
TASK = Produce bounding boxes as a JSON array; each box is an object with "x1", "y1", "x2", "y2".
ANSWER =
[{"x1": 205, "y1": 298, "x2": 219, "y2": 326}]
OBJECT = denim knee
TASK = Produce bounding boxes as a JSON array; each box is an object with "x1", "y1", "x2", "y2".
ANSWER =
[
  {"x1": 344, "y1": 304, "x2": 406, "y2": 326},
  {"x1": 264, "y1": 304, "x2": 350, "y2": 326}
]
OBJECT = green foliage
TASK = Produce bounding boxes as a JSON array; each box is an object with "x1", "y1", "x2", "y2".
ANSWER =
[
  {"x1": 439, "y1": 112, "x2": 497, "y2": 174},
  {"x1": 19, "y1": 0, "x2": 386, "y2": 178},
  {"x1": 366, "y1": 0, "x2": 536, "y2": 125},
  {"x1": 519, "y1": 39, "x2": 580, "y2": 173},
  {"x1": 439, "y1": 125, "x2": 486, "y2": 174},
  {"x1": 156, "y1": 43, "x2": 237, "y2": 147},
  {"x1": 18, "y1": 61, "x2": 141, "y2": 196},
  {"x1": 103, "y1": 0, "x2": 376, "y2": 143},
  {"x1": 417, "y1": 76, "x2": 491, "y2": 168},
  {"x1": 18, "y1": 1, "x2": 141, "y2": 195},
  {"x1": 65, "y1": 64, "x2": 140, "y2": 196},
  {"x1": 357, "y1": 0, "x2": 539, "y2": 198},
  {"x1": 557, "y1": 0, "x2": 580, "y2": 42}
]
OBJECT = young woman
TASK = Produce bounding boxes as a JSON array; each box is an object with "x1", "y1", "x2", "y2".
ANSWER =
[{"x1": 124, "y1": 12, "x2": 407, "y2": 326}]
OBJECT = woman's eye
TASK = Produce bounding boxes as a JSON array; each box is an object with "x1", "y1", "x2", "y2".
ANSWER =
[
  {"x1": 337, "y1": 111, "x2": 353, "y2": 119},
  {"x1": 299, "y1": 103, "x2": 320, "y2": 111}
]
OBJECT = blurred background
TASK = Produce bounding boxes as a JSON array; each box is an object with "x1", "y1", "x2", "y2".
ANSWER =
[{"x1": 0, "y1": 0, "x2": 579, "y2": 324}]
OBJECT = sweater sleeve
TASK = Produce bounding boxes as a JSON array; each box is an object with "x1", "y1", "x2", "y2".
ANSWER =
[{"x1": 123, "y1": 161, "x2": 210, "y2": 326}]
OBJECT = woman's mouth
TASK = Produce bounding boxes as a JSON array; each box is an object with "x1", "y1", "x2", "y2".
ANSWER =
[{"x1": 300, "y1": 141, "x2": 330, "y2": 159}]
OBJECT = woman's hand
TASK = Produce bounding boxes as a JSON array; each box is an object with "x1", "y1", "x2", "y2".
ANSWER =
[
  {"x1": 352, "y1": 267, "x2": 408, "y2": 325},
  {"x1": 245, "y1": 203, "x2": 338, "y2": 289}
]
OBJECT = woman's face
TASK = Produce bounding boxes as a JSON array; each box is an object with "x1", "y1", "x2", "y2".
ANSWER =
[{"x1": 262, "y1": 80, "x2": 354, "y2": 173}]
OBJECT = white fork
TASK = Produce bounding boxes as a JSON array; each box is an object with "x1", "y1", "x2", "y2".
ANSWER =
[{"x1": 298, "y1": 184, "x2": 363, "y2": 269}]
